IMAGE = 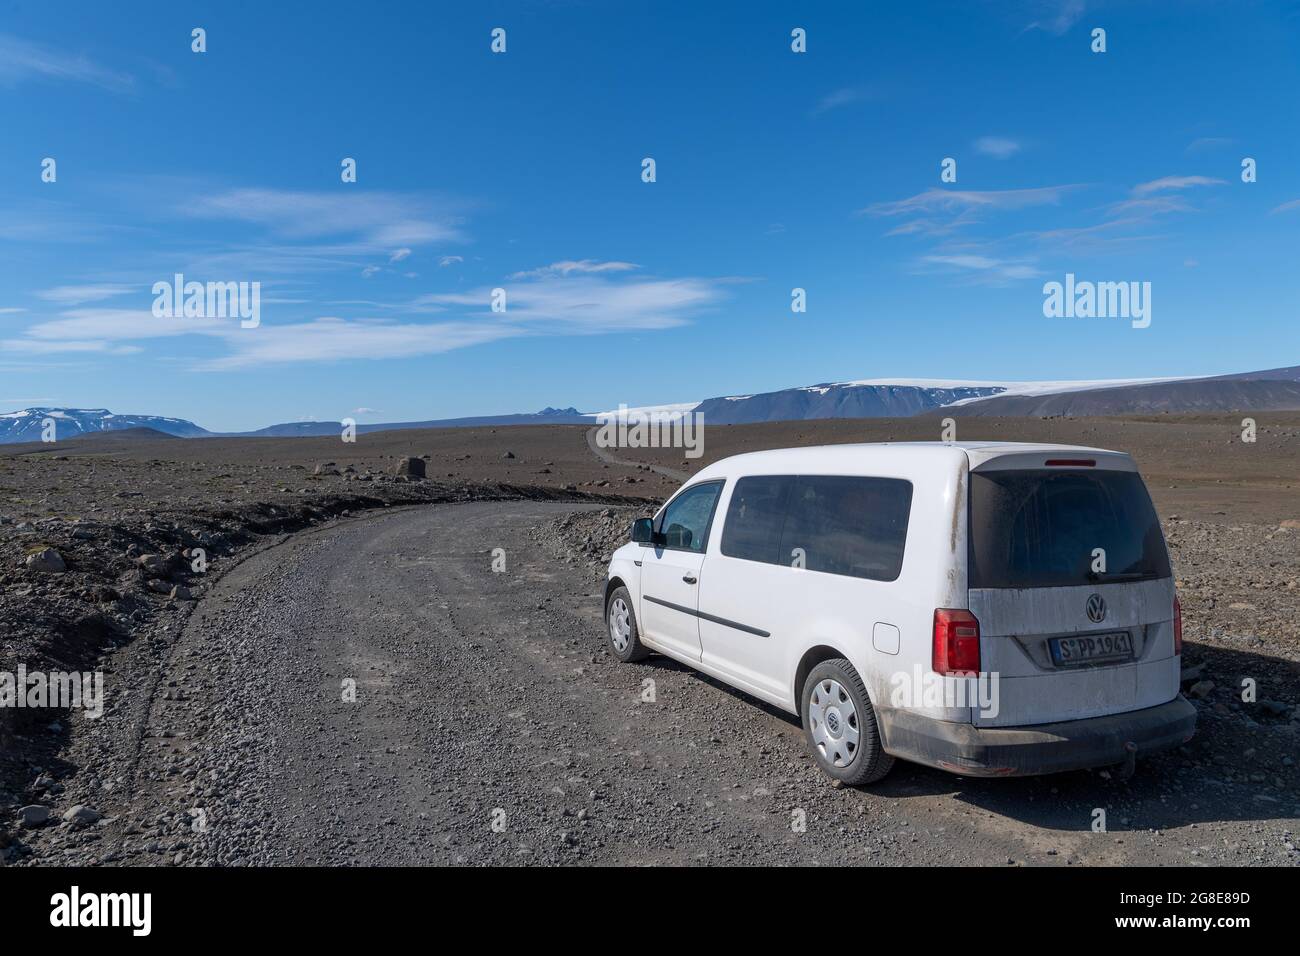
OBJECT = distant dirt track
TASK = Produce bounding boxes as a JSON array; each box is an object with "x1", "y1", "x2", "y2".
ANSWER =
[
  {"x1": 63, "y1": 500, "x2": 1295, "y2": 866},
  {"x1": 586, "y1": 426, "x2": 690, "y2": 482}
]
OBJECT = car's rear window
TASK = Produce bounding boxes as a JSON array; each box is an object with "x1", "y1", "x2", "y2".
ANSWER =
[
  {"x1": 968, "y1": 468, "x2": 1172, "y2": 589},
  {"x1": 721, "y1": 474, "x2": 913, "y2": 582}
]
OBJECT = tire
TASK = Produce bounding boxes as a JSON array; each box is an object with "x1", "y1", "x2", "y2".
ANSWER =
[
  {"x1": 801, "y1": 658, "x2": 894, "y2": 786},
  {"x1": 605, "y1": 586, "x2": 649, "y2": 662}
]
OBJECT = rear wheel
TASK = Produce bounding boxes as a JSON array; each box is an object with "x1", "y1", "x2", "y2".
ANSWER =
[
  {"x1": 801, "y1": 658, "x2": 894, "y2": 785},
  {"x1": 605, "y1": 586, "x2": 649, "y2": 662}
]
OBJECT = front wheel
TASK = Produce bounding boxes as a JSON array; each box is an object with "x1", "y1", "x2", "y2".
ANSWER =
[
  {"x1": 605, "y1": 586, "x2": 649, "y2": 662},
  {"x1": 801, "y1": 658, "x2": 894, "y2": 785}
]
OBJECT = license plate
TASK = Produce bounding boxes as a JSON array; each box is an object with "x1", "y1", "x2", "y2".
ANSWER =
[{"x1": 1050, "y1": 631, "x2": 1134, "y2": 666}]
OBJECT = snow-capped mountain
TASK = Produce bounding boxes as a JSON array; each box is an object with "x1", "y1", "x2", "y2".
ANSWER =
[
  {"x1": 0, "y1": 408, "x2": 210, "y2": 444},
  {"x1": 6, "y1": 365, "x2": 1298, "y2": 443},
  {"x1": 688, "y1": 376, "x2": 1195, "y2": 423},
  {"x1": 592, "y1": 368, "x2": 1300, "y2": 423}
]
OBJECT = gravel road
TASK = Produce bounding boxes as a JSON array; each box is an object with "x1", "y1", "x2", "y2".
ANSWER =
[{"x1": 17, "y1": 501, "x2": 1299, "y2": 866}]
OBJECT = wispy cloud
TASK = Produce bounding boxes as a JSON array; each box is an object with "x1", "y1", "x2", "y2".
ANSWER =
[
  {"x1": 1023, "y1": 0, "x2": 1086, "y2": 36},
  {"x1": 1103, "y1": 196, "x2": 1192, "y2": 219},
  {"x1": 1185, "y1": 137, "x2": 1234, "y2": 153},
  {"x1": 508, "y1": 259, "x2": 639, "y2": 280},
  {"x1": 197, "y1": 319, "x2": 518, "y2": 370},
  {"x1": 1271, "y1": 199, "x2": 1300, "y2": 215},
  {"x1": 919, "y1": 254, "x2": 1040, "y2": 282},
  {"x1": 861, "y1": 185, "x2": 1080, "y2": 236},
  {"x1": 973, "y1": 136, "x2": 1022, "y2": 159},
  {"x1": 0, "y1": 199, "x2": 124, "y2": 244},
  {"x1": 863, "y1": 186, "x2": 1078, "y2": 219},
  {"x1": 1132, "y1": 175, "x2": 1226, "y2": 196},
  {"x1": 185, "y1": 188, "x2": 464, "y2": 252},
  {"x1": 35, "y1": 284, "x2": 136, "y2": 306},
  {"x1": 388, "y1": 248, "x2": 412, "y2": 263},
  {"x1": 419, "y1": 272, "x2": 720, "y2": 330},
  {"x1": 0, "y1": 338, "x2": 141, "y2": 356},
  {"x1": 1025, "y1": 218, "x2": 1164, "y2": 252},
  {"x1": 439, "y1": 256, "x2": 464, "y2": 267},
  {"x1": 12, "y1": 308, "x2": 229, "y2": 346},
  {"x1": 812, "y1": 87, "x2": 870, "y2": 116},
  {"x1": 0, "y1": 33, "x2": 134, "y2": 92},
  {"x1": 3, "y1": 264, "x2": 727, "y2": 370}
]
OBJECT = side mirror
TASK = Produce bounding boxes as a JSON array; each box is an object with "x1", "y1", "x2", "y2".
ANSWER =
[{"x1": 631, "y1": 517, "x2": 654, "y2": 544}]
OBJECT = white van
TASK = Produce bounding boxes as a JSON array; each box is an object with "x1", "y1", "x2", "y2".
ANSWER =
[{"x1": 603, "y1": 442, "x2": 1195, "y2": 785}]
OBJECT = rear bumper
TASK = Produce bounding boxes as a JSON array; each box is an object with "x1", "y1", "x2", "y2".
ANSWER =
[{"x1": 878, "y1": 696, "x2": 1197, "y2": 777}]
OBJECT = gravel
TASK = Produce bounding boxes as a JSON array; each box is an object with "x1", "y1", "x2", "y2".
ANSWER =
[{"x1": 3, "y1": 426, "x2": 1297, "y2": 868}]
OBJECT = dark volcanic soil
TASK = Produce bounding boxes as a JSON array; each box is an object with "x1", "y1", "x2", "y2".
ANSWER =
[
  {"x1": 626, "y1": 412, "x2": 1300, "y2": 526},
  {"x1": 1, "y1": 414, "x2": 1297, "y2": 866}
]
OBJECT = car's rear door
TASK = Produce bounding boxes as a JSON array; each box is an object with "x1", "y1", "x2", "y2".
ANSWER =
[{"x1": 966, "y1": 458, "x2": 1180, "y2": 727}]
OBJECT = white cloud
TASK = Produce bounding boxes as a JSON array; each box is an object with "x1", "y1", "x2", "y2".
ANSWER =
[
  {"x1": 5, "y1": 309, "x2": 232, "y2": 352},
  {"x1": 1103, "y1": 196, "x2": 1192, "y2": 218},
  {"x1": 419, "y1": 273, "x2": 719, "y2": 331},
  {"x1": 1186, "y1": 137, "x2": 1233, "y2": 153},
  {"x1": 439, "y1": 256, "x2": 464, "y2": 267},
  {"x1": 509, "y1": 259, "x2": 640, "y2": 280},
  {"x1": 920, "y1": 254, "x2": 1040, "y2": 282},
  {"x1": 1025, "y1": 217, "x2": 1161, "y2": 252},
  {"x1": 388, "y1": 248, "x2": 412, "y2": 263},
  {"x1": 863, "y1": 186, "x2": 1078, "y2": 219},
  {"x1": 1023, "y1": 0, "x2": 1086, "y2": 36},
  {"x1": 862, "y1": 186, "x2": 1080, "y2": 236},
  {"x1": 1270, "y1": 199, "x2": 1300, "y2": 215},
  {"x1": 0, "y1": 33, "x2": 134, "y2": 91},
  {"x1": 812, "y1": 87, "x2": 870, "y2": 116},
  {"x1": 0, "y1": 338, "x2": 141, "y2": 355},
  {"x1": 3, "y1": 266, "x2": 728, "y2": 370},
  {"x1": 185, "y1": 188, "x2": 463, "y2": 251},
  {"x1": 1131, "y1": 175, "x2": 1226, "y2": 196},
  {"x1": 973, "y1": 136, "x2": 1022, "y2": 159},
  {"x1": 198, "y1": 318, "x2": 518, "y2": 370},
  {"x1": 35, "y1": 284, "x2": 135, "y2": 305}
]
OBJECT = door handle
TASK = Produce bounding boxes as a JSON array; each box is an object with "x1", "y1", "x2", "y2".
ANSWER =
[{"x1": 682, "y1": 575, "x2": 697, "y2": 584}]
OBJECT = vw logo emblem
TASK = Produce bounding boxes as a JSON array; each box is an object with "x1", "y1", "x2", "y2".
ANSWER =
[{"x1": 1086, "y1": 594, "x2": 1107, "y2": 623}]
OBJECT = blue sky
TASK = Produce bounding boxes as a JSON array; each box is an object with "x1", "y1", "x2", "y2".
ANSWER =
[{"x1": 2, "y1": 0, "x2": 1299, "y2": 432}]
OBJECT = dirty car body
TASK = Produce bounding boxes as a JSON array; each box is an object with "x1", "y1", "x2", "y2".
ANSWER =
[{"x1": 604, "y1": 441, "x2": 1195, "y2": 783}]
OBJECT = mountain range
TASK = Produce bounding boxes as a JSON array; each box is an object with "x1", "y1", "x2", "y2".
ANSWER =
[{"x1": 3, "y1": 365, "x2": 1299, "y2": 444}]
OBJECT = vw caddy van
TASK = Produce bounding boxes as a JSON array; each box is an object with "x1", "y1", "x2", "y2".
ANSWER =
[{"x1": 603, "y1": 442, "x2": 1195, "y2": 785}]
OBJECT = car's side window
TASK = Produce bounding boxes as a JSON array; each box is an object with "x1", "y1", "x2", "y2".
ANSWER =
[
  {"x1": 654, "y1": 481, "x2": 724, "y2": 553},
  {"x1": 779, "y1": 476, "x2": 913, "y2": 581},
  {"x1": 720, "y1": 475, "x2": 792, "y2": 564}
]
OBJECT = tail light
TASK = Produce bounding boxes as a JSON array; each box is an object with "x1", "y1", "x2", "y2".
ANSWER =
[
  {"x1": 1173, "y1": 595, "x2": 1183, "y2": 655},
  {"x1": 933, "y1": 608, "x2": 981, "y2": 675}
]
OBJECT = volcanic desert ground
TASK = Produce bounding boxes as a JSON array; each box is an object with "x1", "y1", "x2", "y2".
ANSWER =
[{"x1": 1, "y1": 413, "x2": 1298, "y2": 866}]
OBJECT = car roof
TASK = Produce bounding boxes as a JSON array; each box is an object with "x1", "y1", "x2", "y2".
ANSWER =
[{"x1": 691, "y1": 441, "x2": 1133, "y2": 480}]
